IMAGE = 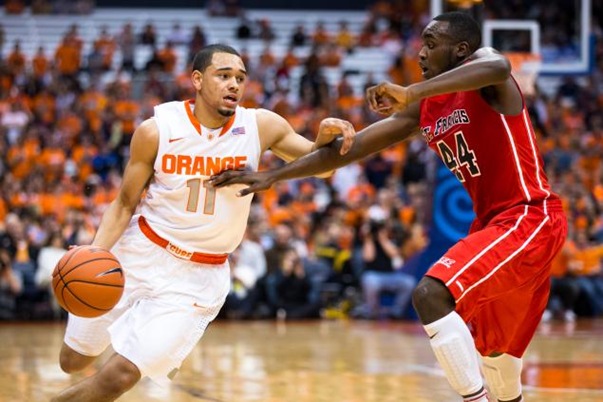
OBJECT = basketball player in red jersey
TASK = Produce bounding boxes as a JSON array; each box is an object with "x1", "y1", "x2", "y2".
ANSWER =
[
  {"x1": 51, "y1": 44, "x2": 355, "y2": 402},
  {"x1": 211, "y1": 12, "x2": 567, "y2": 402}
]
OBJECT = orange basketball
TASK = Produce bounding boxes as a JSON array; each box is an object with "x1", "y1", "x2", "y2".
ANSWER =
[{"x1": 52, "y1": 245, "x2": 125, "y2": 318}]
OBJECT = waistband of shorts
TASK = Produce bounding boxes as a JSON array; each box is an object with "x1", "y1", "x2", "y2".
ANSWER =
[{"x1": 138, "y1": 216, "x2": 228, "y2": 265}]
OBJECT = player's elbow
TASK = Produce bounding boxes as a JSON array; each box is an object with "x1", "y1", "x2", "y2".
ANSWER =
[{"x1": 490, "y1": 56, "x2": 512, "y2": 83}]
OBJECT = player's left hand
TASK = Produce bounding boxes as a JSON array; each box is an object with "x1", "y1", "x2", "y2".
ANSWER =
[
  {"x1": 209, "y1": 170, "x2": 275, "y2": 196},
  {"x1": 315, "y1": 117, "x2": 356, "y2": 155},
  {"x1": 366, "y1": 82, "x2": 413, "y2": 114}
]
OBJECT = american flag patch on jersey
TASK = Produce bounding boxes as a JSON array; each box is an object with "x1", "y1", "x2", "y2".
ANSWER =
[{"x1": 232, "y1": 127, "x2": 246, "y2": 135}]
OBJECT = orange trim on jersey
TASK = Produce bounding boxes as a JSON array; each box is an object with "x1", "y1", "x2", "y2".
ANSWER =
[
  {"x1": 185, "y1": 99, "x2": 201, "y2": 134},
  {"x1": 218, "y1": 113, "x2": 236, "y2": 137},
  {"x1": 184, "y1": 99, "x2": 236, "y2": 137},
  {"x1": 138, "y1": 216, "x2": 228, "y2": 265}
]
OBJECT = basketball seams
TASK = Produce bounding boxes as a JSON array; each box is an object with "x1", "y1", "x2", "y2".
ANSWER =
[
  {"x1": 62, "y1": 279, "x2": 124, "y2": 288},
  {"x1": 52, "y1": 245, "x2": 125, "y2": 317},
  {"x1": 59, "y1": 256, "x2": 120, "y2": 278},
  {"x1": 54, "y1": 246, "x2": 83, "y2": 277},
  {"x1": 60, "y1": 285, "x2": 111, "y2": 313},
  {"x1": 60, "y1": 258, "x2": 121, "y2": 282}
]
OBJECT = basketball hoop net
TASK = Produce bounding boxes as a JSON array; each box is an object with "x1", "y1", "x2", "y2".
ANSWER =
[{"x1": 504, "y1": 52, "x2": 541, "y2": 96}]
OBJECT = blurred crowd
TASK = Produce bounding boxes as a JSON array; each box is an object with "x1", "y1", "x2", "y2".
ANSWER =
[{"x1": 0, "y1": 0, "x2": 602, "y2": 323}]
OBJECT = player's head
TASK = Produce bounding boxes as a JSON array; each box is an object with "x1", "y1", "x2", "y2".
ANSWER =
[
  {"x1": 191, "y1": 44, "x2": 247, "y2": 118},
  {"x1": 419, "y1": 11, "x2": 481, "y2": 79}
]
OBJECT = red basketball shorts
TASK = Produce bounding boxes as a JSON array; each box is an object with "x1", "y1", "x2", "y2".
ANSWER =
[{"x1": 426, "y1": 200, "x2": 567, "y2": 357}]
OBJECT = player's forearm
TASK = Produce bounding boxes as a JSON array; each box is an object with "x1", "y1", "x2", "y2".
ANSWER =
[
  {"x1": 409, "y1": 53, "x2": 511, "y2": 100},
  {"x1": 272, "y1": 116, "x2": 416, "y2": 181},
  {"x1": 310, "y1": 135, "x2": 332, "y2": 152},
  {"x1": 92, "y1": 198, "x2": 137, "y2": 250}
]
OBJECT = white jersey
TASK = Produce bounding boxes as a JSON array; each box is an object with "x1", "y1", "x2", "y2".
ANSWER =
[{"x1": 138, "y1": 100, "x2": 261, "y2": 254}]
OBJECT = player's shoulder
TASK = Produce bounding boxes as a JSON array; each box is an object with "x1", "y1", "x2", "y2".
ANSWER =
[
  {"x1": 154, "y1": 99, "x2": 186, "y2": 117},
  {"x1": 135, "y1": 118, "x2": 160, "y2": 140},
  {"x1": 254, "y1": 107, "x2": 288, "y2": 126}
]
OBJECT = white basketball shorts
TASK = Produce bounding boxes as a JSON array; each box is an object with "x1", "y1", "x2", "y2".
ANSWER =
[{"x1": 64, "y1": 218, "x2": 231, "y2": 385}]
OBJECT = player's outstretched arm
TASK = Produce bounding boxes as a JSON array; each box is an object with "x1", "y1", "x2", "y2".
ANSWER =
[
  {"x1": 210, "y1": 104, "x2": 420, "y2": 196},
  {"x1": 256, "y1": 109, "x2": 355, "y2": 178},
  {"x1": 92, "y1": 119, "x2": 158, "y2": 250},
  {"x1": 368, "y1": 48, "x2": 511, "y2": 115},
  {"x1": 412, "y1": 47, "x2": 511, "y2": 99}
]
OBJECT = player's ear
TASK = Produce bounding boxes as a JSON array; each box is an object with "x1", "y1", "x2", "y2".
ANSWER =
[
  {"x1": 191, "y1": 70, "x2": 203, "y2": 91},
  {"x1": 456, "y1": 41, "x2": 471, "y2": 60}
]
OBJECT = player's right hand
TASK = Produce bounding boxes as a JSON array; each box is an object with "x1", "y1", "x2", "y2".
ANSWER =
[
  {"x1": 366, "y1": 81, "x2": 412, "y2": 114},
  {"x1": 209, "y1": 170, "x2": 275, "y2": 197}
]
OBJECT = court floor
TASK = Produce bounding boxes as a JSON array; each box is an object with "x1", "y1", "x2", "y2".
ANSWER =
[{"x1": 1, "y1": 319, "x2": 602, "y2": 401}]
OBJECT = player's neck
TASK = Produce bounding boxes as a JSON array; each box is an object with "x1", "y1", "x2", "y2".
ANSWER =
[{"x1": 192, "y1": 101, "x2": 230, "y2": 129}]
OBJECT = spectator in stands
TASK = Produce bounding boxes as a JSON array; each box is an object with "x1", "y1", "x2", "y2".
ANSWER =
[
  {"x1": 335, "y1": 20, "x2": 356, "y2": 54},
  {"x1": 54, "y1": 33, "x2": 82, "y2": 81},
  {"x1": 35, "y1": 231, "x2": 67, "y2": 318},
  {"x1": 314, "y1": 219, "x2": 359, "y2": 305},
  {"x1": 298, "y1": 53, "x2": 328, "y2": 108},
  {"x1": 543, "y1": 238, "x2": 580, "y2": 322},
  {"x1": 570, "y1": 231, "x2": 603, "y2": 317},
  {"x1": 223, "y1": 220, "x2": 271, "y2": 319},
  {"x1": 331, "y1": 162, "x2": 364, "y2": 202},
  {"x1": 290, "y1": 23, "x2": 307, "y2": 47},
  {"x1": 65, "y1": 24, "x2": 83, "y2": 51},
  {"x1": 8, "y1": 214, "x2": 42, "y2": 319},
  {"x1": 166, "y1": 22, "x2": 189, "y2": 46},
  {"x1": 223, "y1": 247, "x2": 263, "y2": 319},
  {"x1": 235, "y1": 15, "x2": 253, "y2": 40},
  {"x1": 7, "y1": 40, "x2": 26, "y2": 78},
  {"x1": 351, "y1": 201, "x2": 416, "y2": 320},
  {"x1": 265, "y1": 223, "x2": 297, "y2": 275},
  {"x1": 188, "y1": 25, "x2": 207, "y2": 64},
  {"x1": 2, "y1": 100, "x2": 31, "y2": 146},
  {"x1": 139, "y1": 23, "x2": 157, "y2": 47},
  {"x1": 144, "y1": 47, "x2": 165, "y2": 73},
  {"x1": 117, "y1": 23, "x2": 136, "y2": 72},
  {"x1": 0, "y1": 248, "x2": 22, "y2": 320},
  {"x1": 158, "y1": 41, "x2": 178, "y2": 75},
  {"x1": 356, "y1": 17, "x2": 378, "y2": 47},
  {"x1": 31, "y1": 46, "x2": 50, "y2": 86},
  {"x1": 257, "y1": 19, "x2": 276, "y2": 42},
  {"x1": 266, "y1": 247, "x2": 321, "y2": 319},
  {"x1": 4, "y1": 0, "x2": 25, "y2": 14},
  {"x1": 87, "y1": 44, "x2": 104, "y2": 77},
  {"x1": 311, "y1": 21, "x2": 331, "y2": 47},
  {"x1": 93, "y1": 26, "x2": 116, "y2": 71},
  {"x1": 364, "y1": 152, "x2": 394, "y2": 190},
  {"x1": 319, "y1": 43, "x2": 342, "y2": 67}
]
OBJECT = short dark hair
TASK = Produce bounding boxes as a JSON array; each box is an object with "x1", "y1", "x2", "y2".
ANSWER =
[
  {"x1": 434, "y1": 11, "x2": 481, "y2": 52},
  {"x1": 191, "y1": 44, "x2": 241, "y2": 73}
]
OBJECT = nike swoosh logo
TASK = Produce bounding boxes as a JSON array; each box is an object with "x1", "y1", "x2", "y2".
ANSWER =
[
  {"x1": 169, "y1": 137, "x2": 185, "y2": 143},
  {"x1": 97, "y1": 267, "x2": 123, "y2": 277},
  {"x1": 193, "y1": 302, "x2": 206, "y2": 310},
  {"x1": 429, "y1": 332, "x2": 439, "y2": 339}
]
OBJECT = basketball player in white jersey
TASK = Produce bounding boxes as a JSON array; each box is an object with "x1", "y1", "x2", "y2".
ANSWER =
[{"x1": 51, "y1": 44, "x2": 355, "y2": 401}]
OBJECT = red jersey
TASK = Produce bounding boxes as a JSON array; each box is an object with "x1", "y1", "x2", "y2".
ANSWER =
[{"x1": 419, "y1": 88, "x2": 559, "y2": 224}]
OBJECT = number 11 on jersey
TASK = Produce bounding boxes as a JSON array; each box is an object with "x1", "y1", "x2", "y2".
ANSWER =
[{"x1": 186, "y1": 178, "x2": 216, "y2": 215}]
